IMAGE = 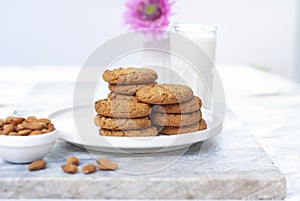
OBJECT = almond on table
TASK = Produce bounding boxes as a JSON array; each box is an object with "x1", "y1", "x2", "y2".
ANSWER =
[
  {"x1": 96, "y1": 158, "x2": 118, "y2": 170},
  {"x1": 61, "y1": 164, "x2": 78, "y2": 174},
  {"x1": 28, "y1": 160, "x2": 46, "y2": 171},
  {"x1": 82, "y1": 164, "x2": 97, "y2": 174},
  {"x1": 66, "y1": 156, "x2": 79, "y2": 166}
]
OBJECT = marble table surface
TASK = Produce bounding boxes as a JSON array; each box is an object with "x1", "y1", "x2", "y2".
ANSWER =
[
  {"x1": 0, "y1": 65, "x2": 299, "y2": 200},
  {"x1": 219, "y1": 66, "x2": 300, "y2": 201},
  {"x1": 0, "y1": 111, "x2": 285, "y2": 199}
]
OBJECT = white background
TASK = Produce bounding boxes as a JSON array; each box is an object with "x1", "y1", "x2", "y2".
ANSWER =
[{"x1": 0, "y1": 0, "x2": 298, "y2": 78}]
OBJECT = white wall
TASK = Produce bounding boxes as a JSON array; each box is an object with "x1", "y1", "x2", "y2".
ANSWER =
[
  {"x1": 0, "y1": 0, "x2": 297, "y2": 78},
  {"x1": 293, "y1": 0, "x2": 300, "y2": 81},
  {"x1": 0, "y1": 0, "x2": 125, "y2": 66},
  {"x1": 174, "y1": 0, "x2": 297, "y2": 78}
]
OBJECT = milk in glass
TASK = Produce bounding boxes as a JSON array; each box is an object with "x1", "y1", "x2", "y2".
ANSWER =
[{"x1": 170, "y1": 24, "x2": 217, "y2": 109}]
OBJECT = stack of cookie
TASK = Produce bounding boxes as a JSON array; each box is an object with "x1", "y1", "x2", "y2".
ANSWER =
[
  {"x1": 136, "y1": 84, "x2": 207, "y2": 135},
  {"x1": 94, "y1": 67, "x2": 159, "y2": 137},
  {"x1": 102, "y1": 67, "x2": 158, "y2": 101},
  {"x1": 94, "y1": 99, "x2": 158, "y2": 137},
  {"x1": 94, "y1": 67, "x2": 207, "y2": 137}
]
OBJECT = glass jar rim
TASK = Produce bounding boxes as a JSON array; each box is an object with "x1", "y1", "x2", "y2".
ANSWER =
[{"x1": 169, "y1": 23, "x2": 218, "y2": 33}]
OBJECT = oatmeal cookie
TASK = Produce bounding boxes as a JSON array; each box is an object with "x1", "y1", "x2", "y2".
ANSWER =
[
  {"x1": 151, "y1": 110, "x2": 202, "y2": 127},
  {"x1": 102, "y1": 67, "x2": 157, "y2": 84},
  {"x1": 108, "y1": 83, "x2": 155, "y2": 95},
  {"x1": 100, "y1": 126, "x2": 158, "y2": 137},
  {"x1": 159, "y1": 119, "x2": 207, "y2": 135},
  {"x1": 94, "y1": 114, "x2": 151, "y2": 130},
  {"x1": 152, "y1": 96, "x2": 202, "y2": 114},
  {"x1": 95, "y1": 99, "x2": 151, "y2": 118},
  {"x1": 136, "y1": 84, "x2": 194, "y2": 105},
  {"x1": 107, "y1": 92, "x2": 138, "y2": 102}
]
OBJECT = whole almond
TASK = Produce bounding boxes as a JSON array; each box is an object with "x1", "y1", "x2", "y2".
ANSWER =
[
  {"x1": 96, "y1": 158, "x2": 118, "y2": 170},
  {"x1": 28, "y1": 160, "x2": 46, "y2": 171},
  {"x1": 8, "y1": 132, "x2": 21, "y2": 136},
  {"x1": 0, "y1": 119, "x2": 5, "y2": 127},
  {"x1": 23, "y1": 122, "x2": 45, "y2": 130},
  {"x1": 5, "y1": 116, "x2": 25, "y2": 124},
  {"x1": 18, "y1": 129, "x2": 32, "y2": 136},
  {"x1": 26, "y1": 116, "x2": 37, "y2": 123},
  {"x1": 61, "y1": 164, "x2": 78, "y2": 174},
  {"x1": 15, "y1": 124, "x2": 25, "y2": 132},
  {"x1": 29, "y1": 130, "x2": 42, "y2": 136},
  {"x1": 48, "y1": 124, "x2": 55, "y2": 132},
  {"x1": 37, "y1": 118, "x2": 51, "y2": 124},
  {"x1": 66, "y1": 156, "x2": 79, "y2": 166},
  {"x1": 82, "y1": 164, "x2": 97, "y2": 174},
  {"x1": 2, "y1": 124, "x2": 15, "y2": 135}
]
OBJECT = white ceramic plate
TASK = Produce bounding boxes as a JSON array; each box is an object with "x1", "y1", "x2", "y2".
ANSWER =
[{"x1": 49, "y1": 106, "x2": 222, "y2": 153}]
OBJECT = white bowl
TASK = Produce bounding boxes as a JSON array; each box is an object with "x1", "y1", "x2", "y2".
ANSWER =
[{"x1": 0, "y1": 130, "x2": 59, "y2": 163}]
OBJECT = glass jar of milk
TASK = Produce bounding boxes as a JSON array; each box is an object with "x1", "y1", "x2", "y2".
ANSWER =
[{"x1": 170, "y1": 24, "x2": 218, "y2": 109}]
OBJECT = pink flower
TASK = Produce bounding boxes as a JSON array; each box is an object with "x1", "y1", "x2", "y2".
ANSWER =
[{"x1": 124, "y1": 0, "x2": 173, "y2": 30}]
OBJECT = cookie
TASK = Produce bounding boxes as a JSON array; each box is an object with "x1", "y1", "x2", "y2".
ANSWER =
[
  {"x1": 151, "y1": 110, "x2": 202, "y2": 127},
  {"x1": 152, "y1": 96, "x2": 202, "y2": 114},
  {"x1": 94, "y1": 114, "x2": 151, "y2": 130},
  {"x1": 102, "y1": 67, "x2": 158, "y2": 84},
  {"x1": 107, "y1": 92, "x2": 138, "y2": 102},
  {"x1": 108, "y1": 83, "x2": 155, "y2": 95},
  {"x1": 95, "y1": 99, "x2": 151, "y2": 118},
  {"x1": 100, "y1": 126, "x2": 158, "y2": 137},
  {"x1": 159, "y1": 119, "x2": 207, "y2": 135},
  {"x1": 136, "y1": 84, "x2": 194, "y2": 105}
]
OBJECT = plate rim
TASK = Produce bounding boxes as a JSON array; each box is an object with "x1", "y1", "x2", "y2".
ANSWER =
[{"x1": 48, "y1": 105, "x2": 223, "y2": 151}]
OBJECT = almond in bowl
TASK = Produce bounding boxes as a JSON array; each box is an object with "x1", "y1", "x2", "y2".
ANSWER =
[{"x1": 0, "y1": 116, "x2": 58, "y2": 163}]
